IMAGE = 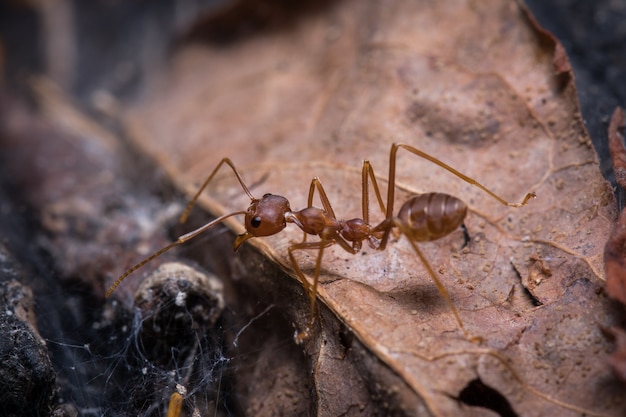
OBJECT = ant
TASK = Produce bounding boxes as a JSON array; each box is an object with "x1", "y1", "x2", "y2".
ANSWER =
[{"x1": 106, "y1": 143, "x2": 535, "y2": 341}]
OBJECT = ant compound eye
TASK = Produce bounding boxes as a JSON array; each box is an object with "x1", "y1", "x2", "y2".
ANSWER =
[
  {"x1": 251, "y1": 216, "x2": 262, "y2": 228},
  {"x1": 263, "y1": 193, "x2": 272, "y2": 198}
]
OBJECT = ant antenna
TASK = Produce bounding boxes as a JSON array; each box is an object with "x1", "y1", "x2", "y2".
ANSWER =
[
  {"x1": 106, "y1": 158, "x2": 257, "y2": 298},
  {"x1": 105, "y1": 211, "x2": 246, "y2": 297}
]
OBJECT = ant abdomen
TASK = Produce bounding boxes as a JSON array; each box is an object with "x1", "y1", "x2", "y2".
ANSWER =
[{"x1": 397, "y1": 192, "x2": 467, "y2": 242}]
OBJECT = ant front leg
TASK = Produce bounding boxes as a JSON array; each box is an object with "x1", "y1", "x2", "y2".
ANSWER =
[
  {"x1": 106, "y1": 157, "x2": 258, "y2": 298},
  {"x1": 288, "y1": 228, "x2": 361, "y2": 341},
  {"x1": 179, "y1": 158, "x2": 256, "y2": 223},
  {"x1": 288, "y1": 238, "x2": 335, "y2": 340}
]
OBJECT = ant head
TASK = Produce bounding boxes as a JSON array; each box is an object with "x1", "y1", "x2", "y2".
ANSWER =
[{"x1": 234, "y1": 193, "x2": 291, "y2": 250}]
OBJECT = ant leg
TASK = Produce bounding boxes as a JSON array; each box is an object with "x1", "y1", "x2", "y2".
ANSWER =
[
  {"x1": 396, "y1": 221, "x2": 481, "y2": 343},
  {"x1": 306, "y1": 162, "x2": 387, "y2": 223},
  {"x1": 360, "y1": 160, "x2": 387, "y2": 224},
  {"x1": 288, "y1": 230, "x2": 360, "y2": 337},
  {"x1": 305, "y1": 177, "x2": 337, "y2": 218},
  {"x1": 288, "y1": 238, "x2": 335, "y2": 339},
  {"x1": 302, "y1": 162, "x2": 387, "y2": 245},
  {"x1": 385, "y1": 143, "x2": 536, "y2": 219},
  {"x1": 180, "y1": 158, "x2": 256, "y2": 224}
]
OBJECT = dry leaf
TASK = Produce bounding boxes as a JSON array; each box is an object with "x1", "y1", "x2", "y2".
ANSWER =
[{"x1": 118, "y1": 1, "x2": 619, "y2": 415}]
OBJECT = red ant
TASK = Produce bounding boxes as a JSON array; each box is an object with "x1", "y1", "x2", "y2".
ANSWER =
[{"x1": 106, "y1": 143, "x2": 535, "y2": 341}]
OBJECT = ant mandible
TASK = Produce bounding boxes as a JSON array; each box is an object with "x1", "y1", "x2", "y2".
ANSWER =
[{"x1": 106, "y1": 143, "x2": 535, "y2": 341}]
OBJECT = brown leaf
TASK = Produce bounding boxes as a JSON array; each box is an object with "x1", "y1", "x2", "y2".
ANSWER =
[{"x1": 122, "y1": 0, "x2": 619, "y2": 415}]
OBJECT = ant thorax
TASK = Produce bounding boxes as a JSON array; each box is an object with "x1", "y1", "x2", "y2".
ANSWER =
[{"x1": 287, "y1": 207, "x2": 338, "y2": 236}]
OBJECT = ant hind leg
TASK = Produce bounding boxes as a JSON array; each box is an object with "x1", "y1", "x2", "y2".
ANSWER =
[
  {"x1": 390, "y1": 143, "x2": 536, "y2": 208},
  {"x1": 397, "y1": 222, "x2": 482, "y2": 343}
]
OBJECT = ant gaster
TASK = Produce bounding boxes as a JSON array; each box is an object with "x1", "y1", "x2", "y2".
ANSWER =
[{"x1": 106, "y1": 143, "x2": 535, "y2": 342}]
